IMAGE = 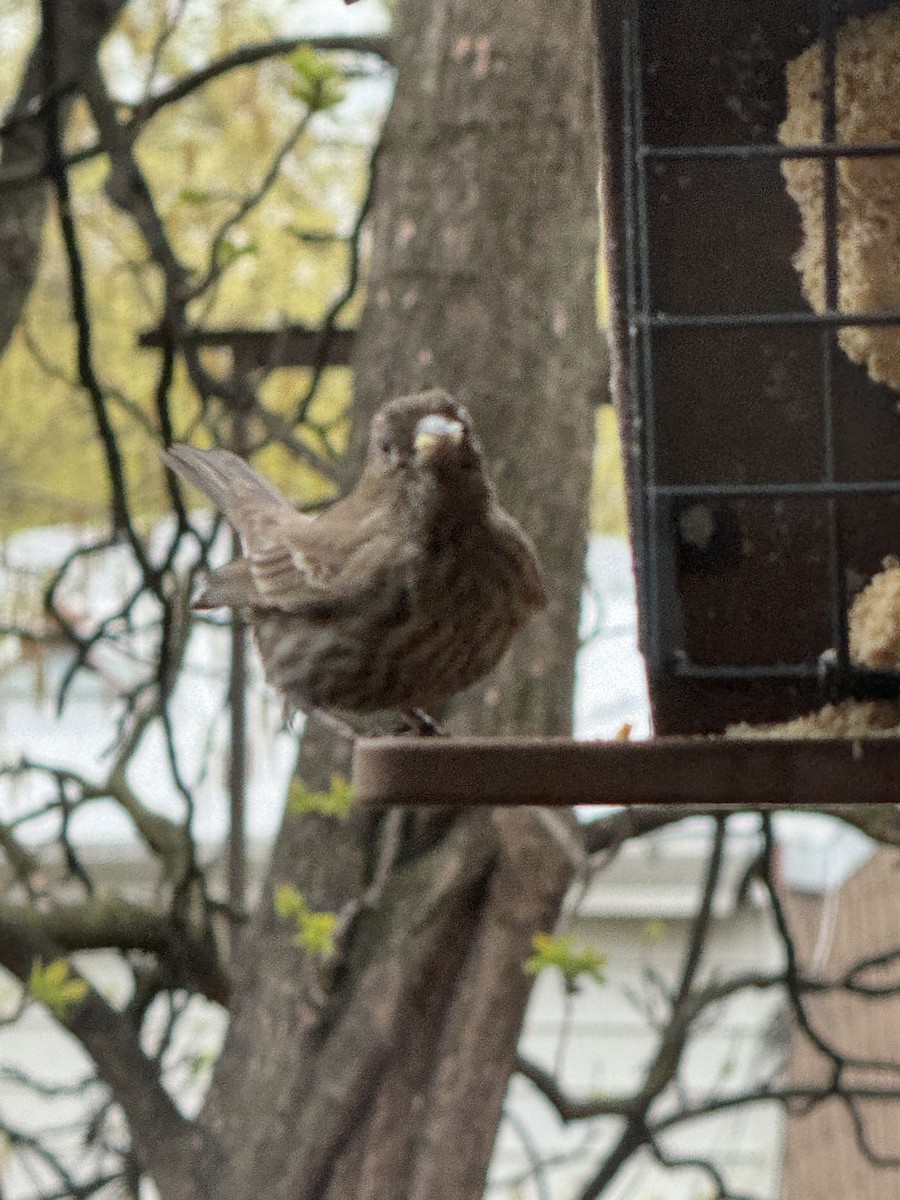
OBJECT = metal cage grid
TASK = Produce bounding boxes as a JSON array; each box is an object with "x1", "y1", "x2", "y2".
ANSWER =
[{"x1": 614, "y1": 0, "x2": 900, "y2": 732}]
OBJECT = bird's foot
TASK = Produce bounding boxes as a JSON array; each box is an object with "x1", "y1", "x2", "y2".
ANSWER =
[
  {"x1": 398, "y1": 708, "x2": 447, "y2": 737},
  {"x1": 281, "y1": 702, "x2": 300, "y2": 735},
  {"x1": 283, "y1": 705, "x2": 444, "y2": 740},
  {"x1": 282, "y1": 703, "x2": 358, "y2": 741},
  {"x1": 311, "y1": 708, "x2": 359, "y2": 740},
  {"x1": 368, "y1": 710, "x2": 444, "y2": 738}
]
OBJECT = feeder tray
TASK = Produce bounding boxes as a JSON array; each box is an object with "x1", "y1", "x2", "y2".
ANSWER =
[{"x1": 352, "y1": 735, "x2": 900, "y2": 807}]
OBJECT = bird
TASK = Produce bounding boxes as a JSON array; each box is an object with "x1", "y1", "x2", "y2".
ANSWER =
[{"x1": 161, "y1": 389, "x2": 547, "y2": 736}]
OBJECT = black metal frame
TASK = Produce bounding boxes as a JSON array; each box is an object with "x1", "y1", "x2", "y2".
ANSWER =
[{"x1": 619, "y1": 0, "x2": 900, "y2": 710}]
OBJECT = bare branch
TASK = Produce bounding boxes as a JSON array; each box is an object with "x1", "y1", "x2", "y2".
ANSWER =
[
  {"x1": 0, "y1": 913, "x2": 209, "y2": 1197},
  {"x1": 580, "y1": 806, "x2": 709, "y2": 854},
  {"x1": 574, "y1": 818, "x2": 727, "y2": 1200},
  {"x1": 190, "y1": 106, "x2": 317, "y2": 300},
  {"x1": 0, "y1": 896, "x2": 227, "y2": 1001},
  {"x1": 0, "y1": 0, "x2": 128, "y2": 356},
  {"x1": 2, "y1": 756, "x2": 190, "y2": 882},
  {"x1": 0, "y1": 34, "x2": 391, "y2": 192},
  {"x1": 647, "y1": 1138, "x2": 764, "y2": 1200},
  {"x1": 40, "y1": 11, "x2": 155, "y2": 580},
  {"x1": 293, "y1": 134, "x2": 385, "y2": 447},
  {"x1": 515, "y1": 1054, "x2": 633, "y2": 1121},
  {"x1": 501, "y1": 1106, "x2": 554, "y2": 1200},
  {"x1": 128, "y1": 34, "x2": 393, "y2": 122}
]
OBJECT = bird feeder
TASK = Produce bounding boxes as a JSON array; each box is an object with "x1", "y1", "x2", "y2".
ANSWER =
[{"x1": 354, "y1": 0, "x2": 900, "y2": 805}]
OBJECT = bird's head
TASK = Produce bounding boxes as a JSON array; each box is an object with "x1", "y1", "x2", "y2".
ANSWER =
[{"x1": 367, "y1": 390, "x2": 488, "y2": 502}]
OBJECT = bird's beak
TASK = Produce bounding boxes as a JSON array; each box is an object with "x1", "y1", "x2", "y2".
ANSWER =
[{"x1": 413, "y1": 414, "x2": 465, "y2": 458}]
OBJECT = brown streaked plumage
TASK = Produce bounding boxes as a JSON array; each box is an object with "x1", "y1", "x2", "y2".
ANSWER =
[{"x1": 161, "y1": 389, "x2": 546, "y2": 732}]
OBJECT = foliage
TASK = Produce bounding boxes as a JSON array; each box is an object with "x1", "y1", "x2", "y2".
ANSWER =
[
  {"x1": 0, "y1": 0, "x2": 377, "y2": 534},
  {"x1": 273, "y1": 884, "x2": 339, "y2": 959},
  {"x1": 523, "y1": 932, "x2": 606, "y2": 992},
  {"x1": 27, "y1": 958, "x2": 89, "y2": 1020},
  {"x1": 287, "y1": 773, "x2": 354, "y2": 818},
  {"x1": 290, "y1": 47, "x2": 347, "y2": 111},
  {"x1": 591, "y1": 405, "x2": 627, "y2": 537},
  {"x1": 0, "y1": 4, "x2": 624, "y2": 539},
  {"x1": 642, "y1": 918, "x2": 669, "y2": 944}
]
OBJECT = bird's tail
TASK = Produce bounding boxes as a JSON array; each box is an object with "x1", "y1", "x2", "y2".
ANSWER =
[{"x1": 160, "y1": 445, "x2": 290, "y2": 529}]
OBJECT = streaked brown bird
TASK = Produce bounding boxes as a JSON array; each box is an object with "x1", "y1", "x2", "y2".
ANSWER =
[{"x1": 161, "y1": 389, "x2": 546, "y2": 734}]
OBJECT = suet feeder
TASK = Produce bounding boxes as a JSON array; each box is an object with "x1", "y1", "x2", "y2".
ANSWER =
[{"x1": 598, "y1": 0, "x2": 900, "y2": 734}]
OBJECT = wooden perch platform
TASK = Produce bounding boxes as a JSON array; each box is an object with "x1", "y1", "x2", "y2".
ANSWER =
[{"x1": 351, "y1": 736, "x2": 900, "y2": 807}]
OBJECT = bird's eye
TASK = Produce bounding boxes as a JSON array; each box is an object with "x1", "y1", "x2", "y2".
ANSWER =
[{"x1": 379, "y1": 435, "x2": 393, "y2": 456}]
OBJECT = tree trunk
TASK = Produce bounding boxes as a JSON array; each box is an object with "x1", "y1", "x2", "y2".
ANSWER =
[
  {"x1": 198, "y1": 0, "x2": 600, "y2": 1196},
  {"x1": 0, "y1": 0, "x2": 127, "y2": 357},
  {"x1": 347, "y1": 0, "x2": 601, "y2": 739}
]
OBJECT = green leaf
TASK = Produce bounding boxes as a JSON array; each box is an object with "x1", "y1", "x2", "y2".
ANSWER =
[
  {"x1": 523, "y1": 933, "x2": 606, "y2": 989},
  {"x1": 274, "y1": 885, "x2": 338, "y2": 960},
  {"x1": 292, "y1": 910, "x2": 338, "y2": 958},
  {"x1": 642, "y1": 918, "x2": 669, "y2": 944},
  {"x1": 289, "y1": 47, "x2": 346, "y2": 112},
  {"x1": 178, "y1": 188, "x2": 212, "y2": 206},
  {"x1": 187, "y1": 1048, "x2": 218, "y2": 1078},
  {"x1": 216, "y1": 237, "x2": 260, "y2": 269},
  {"x1": 274, "y1": 883, "x2": 307, "y2": 919},
  {"x1": 28, "y1": 958, "x2": 89, "y2": 1020},
  {"x1": 285, "y1": 225, "x2": 339, "y2": 246},
  {"x1": 288, "y1": 774, "x2": 354, "y2": 819}
]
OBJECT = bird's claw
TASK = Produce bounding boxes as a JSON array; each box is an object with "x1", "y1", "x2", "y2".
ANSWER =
[
  {"x1": 281, "y1": 703, "x2": 359, "y2": 741},
  {"x1": 367, "y1": 709, "x2": 446, "y2": 738},
  {"x1": 400, "y1": 709, "x2": 447, "y2": 737}
]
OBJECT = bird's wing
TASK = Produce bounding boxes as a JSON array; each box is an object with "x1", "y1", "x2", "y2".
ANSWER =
[
  {"x1": 492, "y1": 509, "x2": 548, "y2": 611},
  {"x1": 245, "y1": 497, "x2": 416, "y2": 614},
  {"x1": 194, "y1": 558, "x2": 256, "y2": 609},
  {"x1": 239, "y1": 505, "x2": 341, "y2": 610},
  {"x1": 162, "y1": 443, "x2": 333, "y2": 610},
  {"x1": 190, "y1": 511, "x2": 366, "y2": 614},
  {"x1": 163, "y1": 443, "x2": 411, "y2": 613},
  {"x1": 237, "y1": 494, "x2": 408, "y2": 609}
]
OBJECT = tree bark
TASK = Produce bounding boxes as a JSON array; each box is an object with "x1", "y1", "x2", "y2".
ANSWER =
[
  {"x1": 198, "y1": 0, "x2": 600, "y2": 1196},
  {"x1": 347, "y1": 0, "x2": 601, "y2": 739}
]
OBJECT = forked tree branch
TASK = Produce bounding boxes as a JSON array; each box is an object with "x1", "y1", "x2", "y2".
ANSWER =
[{"x1": 0, "y1": 914, "x2": 210, "y2": 1197}]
